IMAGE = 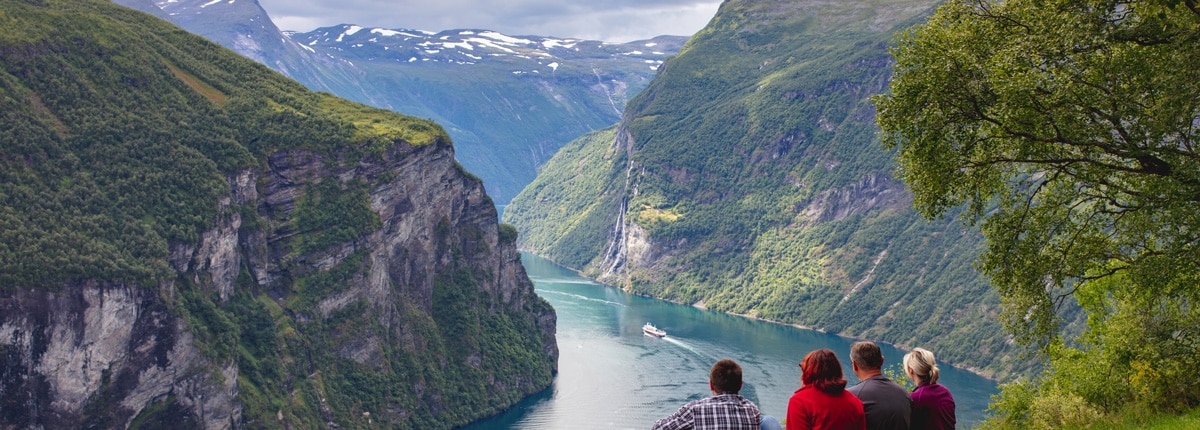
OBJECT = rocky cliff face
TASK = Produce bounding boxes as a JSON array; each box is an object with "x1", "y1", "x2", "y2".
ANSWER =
[
  {"x1": 0, "y1": 283, "x2": 239, "y2": 429},
  {"x1": 0, "y1": 136, "x2": 557, "y2": 428}
]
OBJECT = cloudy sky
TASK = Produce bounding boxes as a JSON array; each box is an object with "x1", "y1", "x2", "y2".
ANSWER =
[{"x1": 257, "y1": 0, "x2": 722, "y2": 43}]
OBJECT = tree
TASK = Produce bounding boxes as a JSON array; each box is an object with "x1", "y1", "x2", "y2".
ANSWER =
[{"x1": 874, "y1": 0, "x2": 1200, "y2": 350}]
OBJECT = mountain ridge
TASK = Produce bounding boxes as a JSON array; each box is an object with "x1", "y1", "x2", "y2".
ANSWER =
[{"x1": 111, "y1": 0, "x2": 687, "y2": 204}]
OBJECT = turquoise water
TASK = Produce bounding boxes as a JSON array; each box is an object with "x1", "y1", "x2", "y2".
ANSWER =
[{"x1": 464, "y1": 253, "x2": 998, "y2": 429}]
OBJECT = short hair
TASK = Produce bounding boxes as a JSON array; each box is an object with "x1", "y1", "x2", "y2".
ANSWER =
[
  {"x1": 903, "y1": 347, "x2": 940, "y2": 385},
  {"x1": 850, "y1": 341, "x2": 884, "y2": 370},
  {"x1": 800, "y1": 349, "x2": 848, "y2": 393},
  {"x1": 710, "y1": 359, "x2": 743, "y2": 394}
]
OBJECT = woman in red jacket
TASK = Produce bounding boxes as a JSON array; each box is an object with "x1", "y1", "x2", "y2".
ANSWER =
[{"x1": 786, "y1": 349, "x2": 866, "y2": 430}]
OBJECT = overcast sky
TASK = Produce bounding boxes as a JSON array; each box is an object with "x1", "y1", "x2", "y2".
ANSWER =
[{"x1": 256, "y1": 0, "x2": 722, "y2": 43}]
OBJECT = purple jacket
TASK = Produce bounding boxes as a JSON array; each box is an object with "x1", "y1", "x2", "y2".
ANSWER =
[{"x1": 910, "y1": 383, "x2": 955, "y2": 430}]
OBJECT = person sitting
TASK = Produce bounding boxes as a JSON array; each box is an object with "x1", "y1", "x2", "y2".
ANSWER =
[
  {"x1": 786, "y1": 349, "x2": 865, "y2": 430},
  {"x1": 653, "y1": 358, "x2": 774, "y2": 430},
  {"x1": 847, "y1": 341, "x2": 912, "y2": 430},
  {"x1": 902, "y1": 348, "x2": 955, "y2": 430}
]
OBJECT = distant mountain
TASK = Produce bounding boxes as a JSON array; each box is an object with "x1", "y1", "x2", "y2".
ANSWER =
[
  {"x1": 504, "y1": 0, "x2": 1029, "y2": 379},
  {"x1": 112, "y1": 0, "x2": 372, "y2": 99},
  {"x1": 111, "y1": 0, "x2": 686, "y2": 204}
]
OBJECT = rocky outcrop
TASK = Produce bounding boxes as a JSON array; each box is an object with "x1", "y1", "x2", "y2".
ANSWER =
[
  {"x1": 0, "y1": 137, "x2": 557, "y2": 428},
  {"x1": 0, "y1": 282, "x2": 238, "y2": 429},
  {"x1": 799, "y1": 174, "x2": 909, "y2": 225}
]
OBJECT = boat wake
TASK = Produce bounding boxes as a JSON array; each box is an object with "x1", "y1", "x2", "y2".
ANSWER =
[
  {"x1": 662, "y1": 336, "x2": 716, "y2": 362},
  {"x1": 538, "y1": 290, "x2": 628, "y2": 308},
  {"x1": 529, "y1": 277, "x2": 602, "y2": 286}
]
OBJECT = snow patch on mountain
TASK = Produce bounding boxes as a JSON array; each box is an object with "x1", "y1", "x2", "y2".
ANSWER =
[{"x1": 290, "y1": 24, "x2": 686, "y2": 71}]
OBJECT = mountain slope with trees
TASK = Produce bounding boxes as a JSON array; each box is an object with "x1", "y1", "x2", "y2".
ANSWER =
[
  {"x1": 505, "y1": 0, "x2": 1028, "y2": 378},
  {"x1": 0, "y1": 1, "x2": 555, "y2": 428}
]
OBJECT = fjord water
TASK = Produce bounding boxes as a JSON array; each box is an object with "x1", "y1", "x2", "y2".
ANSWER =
[{"x1": 465, "y1": 253, "x2": 998, "y2": 429}]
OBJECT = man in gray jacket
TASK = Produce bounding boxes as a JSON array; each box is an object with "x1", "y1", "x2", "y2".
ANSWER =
[{"x1": 847, "y1": 341, "x2": 912, "y2": 430}]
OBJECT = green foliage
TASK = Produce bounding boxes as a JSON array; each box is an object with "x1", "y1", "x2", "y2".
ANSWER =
[
  {"x1": 291, "y1": 251, "x2": 366, "y2": 311},
  {"x1": 983, "y1": 273, "x2": 1200, "y2": 428},
  {"x1": 0, "y1": 0, "x2": 445, "y2": 288},
  {"x1": 875, "y1": 0, "x2": 1200, "y2": 349},
  {"x1": 881, "y1": 363, "x2": 914, "y2": 392},
  {"x1": 315, "y1": 94, "x2": 444, "y2": 148},
  {"x1": 497, "y1": 223, "x2": 519, "y2": 244},
  {"x1": 876, "y1": 0, "x2": 1200, "y2": 424},
  {"x1": 178, "y1": 277, "x2": 238, "y2": 362},
  {"x1": 293, "y1": 180, "x2": 380, "y2": 255},
  {"x1": 504, "y1": 127, "x2": 626, "y2": 268}
]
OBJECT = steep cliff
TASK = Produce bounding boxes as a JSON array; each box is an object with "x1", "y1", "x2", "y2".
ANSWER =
[{"x1": 0, "y1": 0, "x2": 556, "y2": 428}]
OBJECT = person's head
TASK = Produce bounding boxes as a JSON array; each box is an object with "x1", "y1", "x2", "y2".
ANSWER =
[
  {"x1": 709, "y1": 358, "x2": 743, "y2": 394},
  {"x1": 850, "y1": 341, "x2": 884, "y2": 379},
  {"x1": 800, "y1": 349, "x2": 848, "y2": 393},
  {"x1": 903, "y1": 347, "x2": 940, "y2": 385}
]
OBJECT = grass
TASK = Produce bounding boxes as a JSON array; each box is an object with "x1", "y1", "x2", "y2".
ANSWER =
[
  {"x1": 161, "y1": 58, "x2": 228, "y2": 106},
  {"x1": 316, "y1": 94, "x2": 445, "y2": 146},
  {"x1": 1093, "y1": 408, "x2": 1200, "y2": 430}
]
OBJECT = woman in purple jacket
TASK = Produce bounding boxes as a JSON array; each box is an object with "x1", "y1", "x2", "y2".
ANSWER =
[{"x1": 903, "y1": 348, "x2": 956, "y2": 430}]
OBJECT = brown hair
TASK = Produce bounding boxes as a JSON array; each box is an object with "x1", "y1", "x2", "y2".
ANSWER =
[
  {"x1": 801, "y1": 349, "x2": 848, "y2": 393},
  {"x1": 850, "y1": 341, "x2": 884, "y2": 370},
  {"x1": 710, "y1": 358, "x2": 743, "y2": 394}
]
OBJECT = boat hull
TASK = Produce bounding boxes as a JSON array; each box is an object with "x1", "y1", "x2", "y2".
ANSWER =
[{"x1": 642, "y1": 324, "x2": 666, "y2": 338}]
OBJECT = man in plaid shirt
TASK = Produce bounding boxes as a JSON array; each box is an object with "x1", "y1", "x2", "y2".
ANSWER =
[{"x1": 652, "y1": 358, "x2": 780, "y2": 430}]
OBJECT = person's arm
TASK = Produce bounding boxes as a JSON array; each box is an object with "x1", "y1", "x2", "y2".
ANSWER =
[
  {"x1": 785, "y1": 395, "x2": 811, "y2": 430},
  {"x1": 651, "y1": 403, "x2": 694, "y2": 430}
]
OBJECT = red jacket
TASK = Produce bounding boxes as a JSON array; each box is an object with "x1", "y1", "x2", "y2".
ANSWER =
[{"x1": 786, "y1": 385, "x2": 866, "y2": 430}]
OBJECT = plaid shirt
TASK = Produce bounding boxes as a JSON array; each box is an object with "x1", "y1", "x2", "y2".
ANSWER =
[{"x1": 652, "y1": 393, "x2": 762, "y2": 430}]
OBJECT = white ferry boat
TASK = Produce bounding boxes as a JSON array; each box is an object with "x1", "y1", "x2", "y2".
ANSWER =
[{"x1": 642, "y1": 322, "x2": 666, "y2": 338}]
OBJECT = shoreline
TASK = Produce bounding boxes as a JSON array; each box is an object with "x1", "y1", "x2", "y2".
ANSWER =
[{"x1": 517, "y1": 250, "x2": 1002, "y2": 383}]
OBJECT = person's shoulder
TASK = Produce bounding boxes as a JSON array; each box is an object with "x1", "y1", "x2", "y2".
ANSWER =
[
  {"x1": 932, "y1": 383, "x2": 955, "y2": 400},
  {"x1": 692, "y1": 395, "x2": 725, "y2": 406},
  {"x1": 878, "y1": 377, "x2": 909, "y2": 394},
  {"x1": 737, "y1": 395, "x2": 761, "y2": 413},
  {"x1": 842, "y1": 389, "x2": 864, "y2": 406},
  {"x1": 910, "y1": 384, "x2": 930, "y2": 400}
]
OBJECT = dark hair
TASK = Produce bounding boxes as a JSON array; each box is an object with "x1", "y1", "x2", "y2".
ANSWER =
[
  {"x1": 710, "y1": 358, "x2": 743, "y2": 394},
  {"x1": 850, "y1": 341, "x2": 884, "y2": 370},
  {"x1": 801, "y1": 349, "x2": 848, "y2": 394}
]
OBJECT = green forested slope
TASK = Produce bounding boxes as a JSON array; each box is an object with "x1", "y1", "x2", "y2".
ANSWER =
[
  {"x1": 0, "y1": 0, "x2": 429, "y2": 286},
  {"x1": 506, "y1": 0, "x2": 1028, "y2": 378},
  {"x1": 0, "y1": 1, "x2": 554, "y2": 427}
]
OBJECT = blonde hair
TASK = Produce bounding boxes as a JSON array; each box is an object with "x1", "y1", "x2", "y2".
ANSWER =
[{"x1": 903, "y1": 347, "x2": 940, "y2": 385}]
